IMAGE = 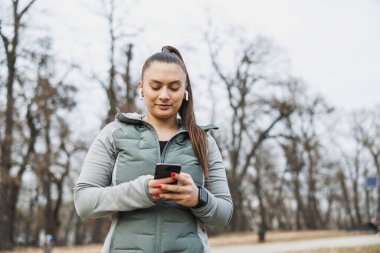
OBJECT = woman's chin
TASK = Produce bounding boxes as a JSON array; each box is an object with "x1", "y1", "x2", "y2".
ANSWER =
[{"x1": 151, "y1": 111, "x2": 177, "y2": 120}]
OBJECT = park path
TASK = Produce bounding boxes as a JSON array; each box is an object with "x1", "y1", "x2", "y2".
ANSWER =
[{"x1": 211, "y1": 234, "x2": 380, "y2": 253}]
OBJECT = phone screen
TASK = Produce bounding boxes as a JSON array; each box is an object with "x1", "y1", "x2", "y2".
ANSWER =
[{"x1": 154, "y1": 163, "x2": 181, "y2": 184}]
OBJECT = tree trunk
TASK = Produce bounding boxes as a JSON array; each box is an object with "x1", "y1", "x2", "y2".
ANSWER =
[
  {"x1": 338, "y1": 171, "x2": 356, "y2": 227},
  {"x1": 91, "y1": 218, "x2": 110, "y2": 243},
  {"x1": 254, "y1": 166, "x2": 267, "y2": 230},
  {"x1": 74, "y1": 216, "x2": 85, "y2": 245},
  {"x1": 0, "y1": 0, "x2": 37, "y2": 248},
  {"x1": 322, "y1": 194, "x2": 334, "y2": 228},
  {"x1": 121, "y1": 44, "x2": 137, "y2": 113},
  {"x1": 352, "y1": 179, "x2": 362, "y2": 226},
  {"x1": 229, "y1": 184, "x2": 250, "y2": 231},
  {"x1": 0, "y1": 38, "x2": 16, "y2": 252},
  {"x1": 293, "y1": 173, "x2": 305, "y2": 230},
  {"x1": 304, "y1": 147, "x2": 322, "y2": 229},
  {"x1": 0, "y1": 179, "x2": 14, "y2": 249}
]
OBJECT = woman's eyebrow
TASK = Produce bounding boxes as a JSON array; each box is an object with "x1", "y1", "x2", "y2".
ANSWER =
[
  {"x1": 169, "y1": 80, "x2": 181, "y2": 85},
  {"x1": 148, "y1": 79, "x2": 162, "y2": 85},
  {"x1": 149, "y1": 79, "x2": 182, "y2": 85}
]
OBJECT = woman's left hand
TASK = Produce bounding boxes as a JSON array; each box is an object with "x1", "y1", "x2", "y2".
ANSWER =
[{"x1": 154, "y1": 172, "x2": 199, "y2": 207}]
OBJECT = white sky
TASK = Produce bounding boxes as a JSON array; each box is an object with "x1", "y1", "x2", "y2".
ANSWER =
[{"x1": 8, "y1": 0, "x2": 380, "y2": 127}]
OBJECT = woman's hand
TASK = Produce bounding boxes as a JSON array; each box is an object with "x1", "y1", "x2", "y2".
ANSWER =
[
  {"x1": 147, "y1": 172, "x2": 199, "y2": 207},
  {"x1": 147, "y1": 175, "x2": 175, "y2": 199}
]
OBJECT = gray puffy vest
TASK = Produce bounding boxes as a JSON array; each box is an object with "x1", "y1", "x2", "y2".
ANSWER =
[{"x1": 110, "y1": 112, "x2": 215, "y2": 253}]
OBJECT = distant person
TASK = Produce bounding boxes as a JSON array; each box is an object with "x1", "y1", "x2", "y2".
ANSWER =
[
  {"x1": 43, "y1": 234, "x2": 54, "y2": 253},
  {"x1": 74, "y1": 46, "x2": 233, "y2": 253},
  {"x1": 257, "y1": 227, "x2": 266, "y2": 242},
  {"x1": 368, "y1": 218, "x2": 379, "y2": 233}
]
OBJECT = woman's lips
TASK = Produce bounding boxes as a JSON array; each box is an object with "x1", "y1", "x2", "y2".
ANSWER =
[{"x1": 156, "y1": 104, "x2": 171, "y2": 110}]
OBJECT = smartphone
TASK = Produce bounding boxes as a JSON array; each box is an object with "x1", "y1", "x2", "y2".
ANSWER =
[{"x1": 154, "y1": 163, "x2": 182, "y2": 185}]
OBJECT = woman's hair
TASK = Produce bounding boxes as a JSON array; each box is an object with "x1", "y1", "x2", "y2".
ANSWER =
[{"x1": 141, "y1": 46, "x2": 209, "y2": 178}]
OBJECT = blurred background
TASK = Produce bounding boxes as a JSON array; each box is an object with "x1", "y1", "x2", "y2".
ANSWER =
[{"x1": 1, "y1": 0, "x2": 380, "y2": 250}]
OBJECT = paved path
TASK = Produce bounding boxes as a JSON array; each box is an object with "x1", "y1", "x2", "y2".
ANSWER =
[{"x1": 211, "y1": 234, "x2": 380, "y2": 253}]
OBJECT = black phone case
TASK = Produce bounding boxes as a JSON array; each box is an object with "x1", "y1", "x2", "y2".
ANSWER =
[{"x1": 154, "y1": 163, "x2": 181, "y2": 184}]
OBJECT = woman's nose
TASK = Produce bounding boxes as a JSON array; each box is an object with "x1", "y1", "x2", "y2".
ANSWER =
[{"x1": 158, "y1": 88, "x2": 170, "y2": 100}]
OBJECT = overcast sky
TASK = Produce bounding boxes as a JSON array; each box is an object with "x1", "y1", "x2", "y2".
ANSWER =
[
  {"x1": 33, "y1": 0, "x2": 379, "y2": 109},
  {"x1": 11, "y1": 0, "x2": 380, "y2": 126}
]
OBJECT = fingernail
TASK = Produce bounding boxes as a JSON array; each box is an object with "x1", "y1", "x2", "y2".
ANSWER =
[
  {"x1": 154, "y1": 193, "x2": 160, "y2": 198},
  {"x1": 155, "y1": 184, "x2": 162, "y2": 188},
  {"x1": 171, "y1": 172, "x2": 176, "y2": 178}
]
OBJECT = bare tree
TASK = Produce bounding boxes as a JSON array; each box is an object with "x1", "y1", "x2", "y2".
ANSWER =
[
  {"x1": 89, "y1": 0, "x2": 140, "y2": 125},
  {"x1": 102, "y1": 0, "x2": 118, "y2": 124},
  {"x1": 0, "y1": 0, "x2": 38, "y2": 249},
  {"x1": 250, "y1": 143, "x2": 291, "y2": 230},
  {"x1": 0, "y1": 31, "x2": 81, "y2": 247},
  {"x1": 352, "y1": 108, "x2": 380, "y2": 220},
  {"x1": 278, "y1": 80, "x2": 334, "y2": 229},
  {"x1": 120, "y1": 43, "x2": 138, "y2": 113},
  {"x1": 74, "y1": 0, "x2": 141, "y2": 243},
  {"x1": 280, "y1": 135, "x2": 307, "y2": 229},
  {"x1": 337, "y1": 145, "x2": 367, "y2": 227},
  {"x1": 207, "y1": 33, "x2": 295, "y2": 231},
  {"x1": 30, "y1": 40, "x2": 79, "y2": 244},
  {"x1": 0, "y1": 34, "x2": 80, "y2": 246}
]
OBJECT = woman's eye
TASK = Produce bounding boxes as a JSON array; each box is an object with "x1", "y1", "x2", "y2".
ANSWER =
[
  {"x1": 170, "y1": 85, "x2": 180, "y2": 91},
  {"x1": 151, "y1": 86, "x2": 160, "y2": 90}
]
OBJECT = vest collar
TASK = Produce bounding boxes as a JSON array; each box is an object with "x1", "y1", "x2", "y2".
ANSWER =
[{"x1": 115, "y1": 108, "x2": 218, "y2": 132}]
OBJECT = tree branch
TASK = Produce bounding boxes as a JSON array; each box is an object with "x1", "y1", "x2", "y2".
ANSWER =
[
  {"x1": 0, "y1": 21, "x2": 10, "y2": 57},
  {"x1": 19, "y1": 0, "x2": 37, "y2": 18},
  {"x1": 240, "y1": 113, "x2": 286, "y2": 177},
  {"x1": 17, "y1": 103, "x2": 39, "y2": 180}
]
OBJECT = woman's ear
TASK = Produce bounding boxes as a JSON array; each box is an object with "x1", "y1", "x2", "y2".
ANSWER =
[{"x1": 138, "y1": 81, "x2": 144, "y2": 100}]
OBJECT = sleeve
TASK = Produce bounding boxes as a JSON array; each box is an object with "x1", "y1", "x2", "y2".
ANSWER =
[
  {"x1": 191, "y1": 134, "x2": 233, "y2": 226},
  {"x1": 73, "y1": 122, "x2": 155, "y2": 218}
]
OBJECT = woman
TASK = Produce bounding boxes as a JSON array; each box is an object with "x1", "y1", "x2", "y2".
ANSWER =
[{"x1": 74, "y1": 46, "x2": 233, "y2": 253}]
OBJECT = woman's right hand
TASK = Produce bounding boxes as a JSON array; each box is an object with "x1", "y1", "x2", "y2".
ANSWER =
[{"x1": 147, "y1": 175, "x2": 176, "y2": 198}]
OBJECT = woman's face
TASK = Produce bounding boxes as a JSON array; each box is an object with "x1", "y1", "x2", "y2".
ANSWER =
[{"x1": 140, "y1": 62, "x2": 187, "y2": 122}]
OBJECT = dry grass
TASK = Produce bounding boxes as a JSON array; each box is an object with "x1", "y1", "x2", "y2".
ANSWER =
[
  {"x1": 1, "y1": 230, "x2": 370, "y2": 253},
  {"x1": 208, "y1": 230, "x2": 367, "y2": 247},
  {"x1": 287, "y1": 244, "x2": 380, "y2": 253},
  {"x1": 1, "y1": 244, "x2": 103, "y2": 253}
]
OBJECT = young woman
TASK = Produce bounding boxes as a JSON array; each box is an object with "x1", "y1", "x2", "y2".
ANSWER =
[{"x1": 74, "y1": 46, "x2": 233, "y2": 253}]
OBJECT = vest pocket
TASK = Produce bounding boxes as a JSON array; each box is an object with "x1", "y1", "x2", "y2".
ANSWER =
[
  {"x1": 161, "y1": 206, "x2": 203, "y2": 253},
  {"x1": 111, "y1": 209, "x2": 157, "y2": 253}
]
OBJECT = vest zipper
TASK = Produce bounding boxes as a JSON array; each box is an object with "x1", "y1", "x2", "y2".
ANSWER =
[
  {"x1": 161, "y1": 130, "x2": 187, "y2": 161},
  {"x1": 156, "y1": 130, "x2": 186, "y2": 253},
  {"x1": 140, "y1": 123, "x2": 162, "y2": 253},
  {"x1": 139, "y1": 122, "x2": 187, "y2": 160},
  {"x1": 141, "y1": 122, "x2": 187, "y2": 253}
]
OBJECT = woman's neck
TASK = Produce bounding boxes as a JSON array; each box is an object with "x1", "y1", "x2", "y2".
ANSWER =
[{"x1": 144, "y1": 114, "x2": 179, "y2": 141}]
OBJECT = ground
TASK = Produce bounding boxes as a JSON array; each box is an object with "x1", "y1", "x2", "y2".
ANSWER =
[{"x1": 1, "y1": 230, "x2": 377, "y2": 253}]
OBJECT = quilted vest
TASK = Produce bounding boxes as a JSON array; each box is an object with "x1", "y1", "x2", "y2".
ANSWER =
[{"x1": 109, "y1": 112, "x2": 214, "y2": 253}]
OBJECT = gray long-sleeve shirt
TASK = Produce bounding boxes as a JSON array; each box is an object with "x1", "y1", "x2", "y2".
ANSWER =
[{"x1": 73, "y1": 114, "x2": 233, "y2": 252}]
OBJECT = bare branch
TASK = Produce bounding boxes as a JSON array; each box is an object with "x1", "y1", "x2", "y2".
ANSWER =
[
  {"x1": 0, "y1": 21, "x2": 10, "y2": 56},
  {"x1": 19, "y1": 0, "x2": 37, "y2": 18},
  {"x1": 91, "y1": 72, "x2": 107, "y2": 90},
  {"x1": 17, "y1": 103, "x2": 39, "y2": 180},
  {"x1": 56, "y1": 64, "x2": 77, "y2": 85},
  {"x1": 206, "y1": 35, "x2": 232, "y2": 89},
  {"x1": 241, "y1": 112, "x2": 286, "y2": 177}
]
